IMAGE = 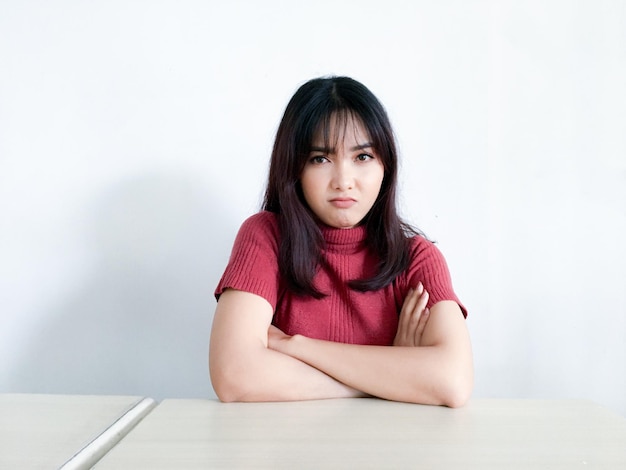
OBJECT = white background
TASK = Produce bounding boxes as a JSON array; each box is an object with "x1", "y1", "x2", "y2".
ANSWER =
[{"x1": 1, "y1": 0, "x2": 625, "y2": 415}]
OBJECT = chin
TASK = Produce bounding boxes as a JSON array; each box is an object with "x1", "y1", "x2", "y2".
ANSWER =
[
  {"x1": 323, "y1": 214, "x2": 361, "y2": 229},
  {"x1": 336, "y1": 220, "x2": 357, "y2": 229}
]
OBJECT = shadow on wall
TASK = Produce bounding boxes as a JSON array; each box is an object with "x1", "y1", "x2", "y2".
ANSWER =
[{"x1": 10, "y1": 172, "x2": 235, "y2": 399}]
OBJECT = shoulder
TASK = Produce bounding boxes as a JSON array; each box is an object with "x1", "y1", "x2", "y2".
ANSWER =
[
  {"x1": 241, "y1": 210, "x2": 279, "y2": 231},
  {"x1": 216, "y1": 211, "x2": 282, "y2": 306},
  {"x1": 238, "y1": 211, "x2": 280, "y2": 239},
  {"x1": 404, "y1": 234, "x2": 467, "y2": 316},
  {"x1": 408, "y1": 234, "x2": 442, "y2": 259},
  {"x1": 405, "y1": 234, "x2": 452, "y2": 276},
  {"x1": 233, "y1": 211, "x2": 281, "y2": 252}
]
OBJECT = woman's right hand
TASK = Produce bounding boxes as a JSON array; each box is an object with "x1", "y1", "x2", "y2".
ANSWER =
[{"x1": 393, "y1": 282, "x2": 430, "y2": 347}]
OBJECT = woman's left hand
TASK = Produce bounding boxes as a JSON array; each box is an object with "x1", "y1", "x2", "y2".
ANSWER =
[{"x1": 394, "y1": 282, "x2": 431, "y2": 347}]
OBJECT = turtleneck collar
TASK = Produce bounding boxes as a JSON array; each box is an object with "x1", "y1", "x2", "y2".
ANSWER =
[{"x1": 320, "y1": 224, "x2": 367, "y2": 253}]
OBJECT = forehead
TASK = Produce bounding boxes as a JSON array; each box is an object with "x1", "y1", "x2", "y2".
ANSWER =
[{"x1": 311, "y1": 112, "x2": 371, "y2": 147}]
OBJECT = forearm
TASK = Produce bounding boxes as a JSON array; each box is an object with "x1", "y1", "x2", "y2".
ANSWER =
[
  {"x1": 210, "y1": 344, "x2": 364, "y2": 402},
  {"x1": 210, "y1": 289, "x2": 366, "y2": 402},
  {"x1": 270, "y1": 303, "x2": 473, "y2": 406},
  {"x1": 280, "y1": 337, "x2": 471, "y2": 406}
]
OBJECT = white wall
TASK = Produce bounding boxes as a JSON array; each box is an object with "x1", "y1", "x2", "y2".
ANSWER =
[{"x1": 1, "y1": 1, "x2": 624, "y2": 414}]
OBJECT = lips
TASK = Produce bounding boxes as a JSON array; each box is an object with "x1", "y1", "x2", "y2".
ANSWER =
[{"x1": 330, "y1": 198, "x2": 356, "y2": 208}]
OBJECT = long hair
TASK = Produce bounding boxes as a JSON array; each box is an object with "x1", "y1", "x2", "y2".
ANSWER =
[{"x1": 263, "y1": 76, "x2": 416, "y2": 298}]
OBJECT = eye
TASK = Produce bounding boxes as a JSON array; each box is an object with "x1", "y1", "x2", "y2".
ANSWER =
[
  {"x1": 355, "y1": 153, "x2": 374, "y2": 162},
  {"x1": 309, "y1": 155, "x2": 329, "y2": 164}
]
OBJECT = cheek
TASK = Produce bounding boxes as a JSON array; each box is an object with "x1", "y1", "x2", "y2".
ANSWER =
[
  {"x1": 300, "y1": 173, "x2": 321, "y2": 205},
  {"x1": 368, "y1": 166, "x2": 385, "y2": 196}
]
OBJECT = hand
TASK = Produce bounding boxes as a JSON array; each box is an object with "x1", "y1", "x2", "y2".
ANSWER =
[
  {"x1": 268, "y1": 325, "x2": 370, "y2": 398},
  {"x1": 394, "y1": 282, "x2": 430, "y2": 347},
  {"x1": 267, "y1": 325, "x2": 293, "y2": 355}
]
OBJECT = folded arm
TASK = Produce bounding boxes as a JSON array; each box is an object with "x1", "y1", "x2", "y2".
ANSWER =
[
  {"x1": 209, "y1": 289, "x2": 366, "y2": 402},
  {"x1": 269, "y1": 299, "x2": 473, "y2": 407},
  {"x1": 210, "y1": 288, "x2": 473, "y2": 406}
]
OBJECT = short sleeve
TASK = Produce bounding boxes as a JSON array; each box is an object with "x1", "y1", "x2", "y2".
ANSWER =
[
  {"x1": 405, "y1": 237, "x2": 467, "y2": 318},
  {"x1": 214, "y1": 212, "x2": 281, "y2": 309}
]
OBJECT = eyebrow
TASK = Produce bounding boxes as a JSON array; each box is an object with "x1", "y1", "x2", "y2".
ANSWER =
[{"x1": 309, "y1": 142, "x2": 374, "y2": 153}]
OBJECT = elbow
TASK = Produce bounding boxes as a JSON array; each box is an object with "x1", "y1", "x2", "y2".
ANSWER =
[
  {"x1": 434, "y1": 346, "x2": 474, "y2": 408},
  {"x1": 438, "y1": 369, "x2": 473, "y2": 408},
  {"x1": 210, "y1": 361, "x2": 252, "y2": 403},
  {"x1": 212, "y1": 380, "x2": 242, "y2": 403},
  {"x1": 423, "y1": 353, "x2": 473, "y2": 408},
  {"x1": 210, "y1": 371, "x2": 238, "y2": 403},
  {"x1": 211, "y1": 373, "x2": 252, "y2": 403},
  {"x1": 212, "y1": 363, "x2": 267, "y2": 402},
  {"x1": 209, "y1": 346, "x2": 277, "y2": 402},
  {"x1": 440, "y1": 383, "x2": 472, "y2": 408},
  {"x1": 209, "y1": 343, "x2": 258, "y2": 402}
]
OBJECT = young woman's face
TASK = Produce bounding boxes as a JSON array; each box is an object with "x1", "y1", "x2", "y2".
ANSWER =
[{"x1": 300, "y1": 114, "x2": 384, "y2": 229}]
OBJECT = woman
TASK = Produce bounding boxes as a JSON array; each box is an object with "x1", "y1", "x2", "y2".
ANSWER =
[{"x1": 209, "y1": 76, "x2": 473, "y2": 406}]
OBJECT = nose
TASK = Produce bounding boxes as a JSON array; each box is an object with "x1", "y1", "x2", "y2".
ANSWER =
[{"x1": 331, "y1": 160, "x2": 354, "y2": 190}]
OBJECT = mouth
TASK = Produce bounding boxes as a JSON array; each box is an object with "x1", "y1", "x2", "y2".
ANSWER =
[{"x1": 329, "y1": 198, "x2": 356, "y2": 209}]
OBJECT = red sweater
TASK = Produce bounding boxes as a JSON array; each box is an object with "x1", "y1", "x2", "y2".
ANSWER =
[{"x1": 215, "y1": 211, "x2": 466, "y2": 346}]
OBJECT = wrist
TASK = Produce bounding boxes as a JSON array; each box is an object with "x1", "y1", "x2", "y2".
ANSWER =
[{"x1": 283, "y1": 333, "x2": 311, "y2": 362}]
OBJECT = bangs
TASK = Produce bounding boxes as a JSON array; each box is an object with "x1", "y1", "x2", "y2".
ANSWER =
[
  {"x1": 286, "y1": 76, "x2": 396, "y2": 179},
  {"x1": 264, "y1": 76, "x2": 410, "y2": 297},
  {"x1": 314, "y1": 109, "x2": 368, "y2": 151},
  {"x1": 305, "y1": 108, "x2": 385, "y2": 161}
]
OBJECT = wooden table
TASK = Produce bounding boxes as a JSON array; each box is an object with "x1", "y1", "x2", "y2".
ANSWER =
[
  {"x1": 0, "y1": 393, "x2": 155, "y2": 469},
  {"x1": 95, "y1": 398, "x2": 626, "y2": 469}
]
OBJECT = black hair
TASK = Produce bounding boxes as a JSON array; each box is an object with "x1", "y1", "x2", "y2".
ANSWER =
[{"x1": 263, "y1": 76, "x2": 416, "y2": 297}]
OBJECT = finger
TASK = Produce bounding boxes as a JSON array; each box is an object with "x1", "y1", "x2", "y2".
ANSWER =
[
  {"x1": 414, "y1": 281, "x2": 424, "y2": 297},
  {"x1": 398, "y1": 287, "x2": 416, "y2": 326},
  {"x1": 407, "y1": 289, "x2": 429, "y2": 336},
  {"x1": 402, "y1": 283, "x2": 423, "y2": 316},
  {"x1": 415, "y1": 288, "x2": 429, "y2": 314},
  {"x1": 404, "y1": 283, "x2": 424, "y2": 316},
  {"x1": 407, "y1": 287, "x2": 428, "y2": 325},
  {"x1": 397, "y1": 286, "x2": 421, "y2": 344},
  {"x1": 414, "y1": 307, "x2": 430, "y2": 344},
  {"x1": 397, "y1": 283, "x2": 427, "y2": 344}
]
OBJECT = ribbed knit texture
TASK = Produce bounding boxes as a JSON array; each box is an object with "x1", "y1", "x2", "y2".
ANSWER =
[{"x1": 215, "y1": 211, "x2": 466, "y2": 346}]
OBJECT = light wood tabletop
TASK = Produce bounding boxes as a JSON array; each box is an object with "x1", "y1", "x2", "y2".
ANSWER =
[
  {"x1": 95, "y1": 397, "x2": 626, "y2": 469},
  {"x1": 0, "y1": 393, "x2": 155, "y2": 470}
]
